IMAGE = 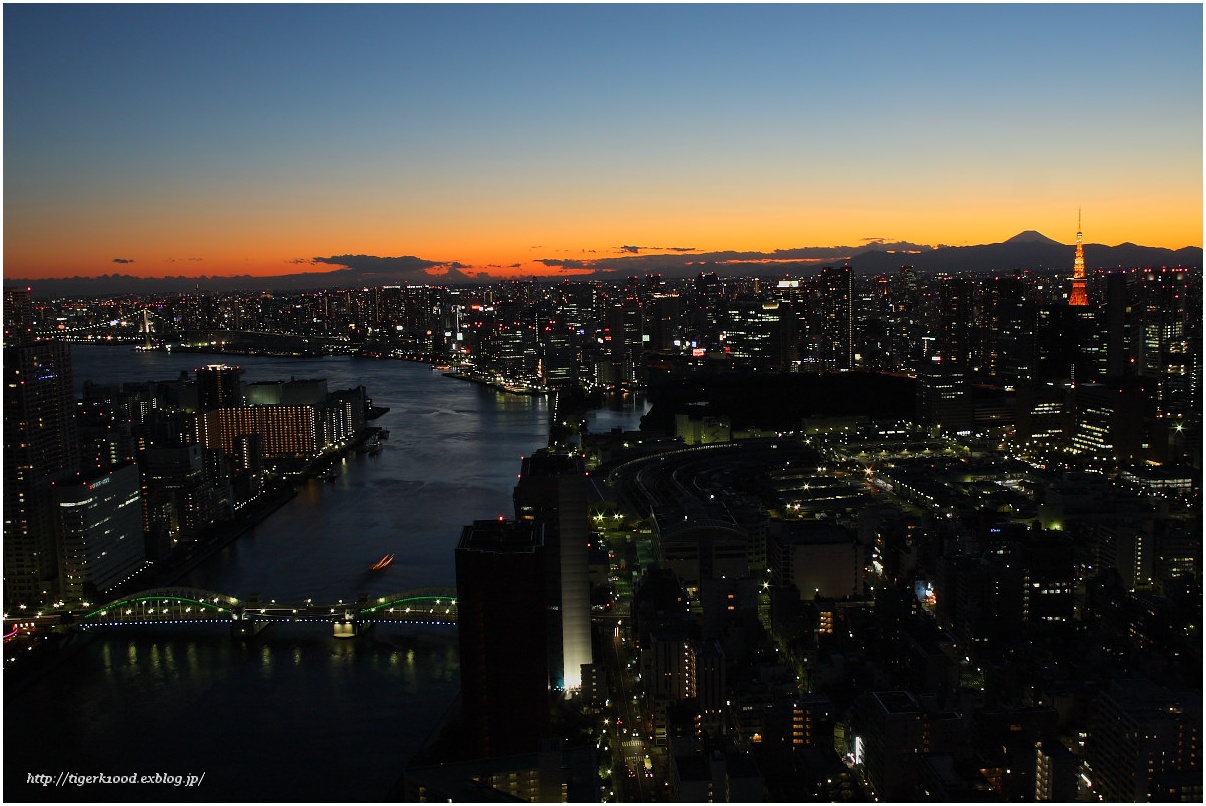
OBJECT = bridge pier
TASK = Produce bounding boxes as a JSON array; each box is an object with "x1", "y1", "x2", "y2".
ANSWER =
[
  {"x1": 230, "y1": 606, "x2": 269, "y2": 640},
  {"x1": 332, "y1": 607, "x2": 371, "y2": 639}
]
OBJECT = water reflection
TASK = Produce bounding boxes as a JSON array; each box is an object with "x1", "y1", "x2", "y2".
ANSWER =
[{"x1": 4, "y1": 347, "x2": 644, "y2": 802}]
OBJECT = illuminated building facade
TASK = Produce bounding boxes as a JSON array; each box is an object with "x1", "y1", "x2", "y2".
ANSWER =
[
  {"x1": 3, "y1": 287, "x2": 80, "y2": 604},
  {"x1": 193, "y1": 405, "x2": 320, "y2": 460},
  {"x1": 480, "y1": 316, "x2": 538, "y2": 382},
  {"x1": 243, "y1": 377, "x2": 328, "y2": 407},
  {"x1": 323, "y1": 387, "x2": 368, "y2": 448},
  {"x1": 811, "y1": 266, "x2": 853, "y2": 371},
  {"x1": 1034, "y1": 740, "x2": 1077, "y2": 801},
  {"x1": 513, "y1": 450, "x2": 594, "y2": 692},
  {"x1": 1133, "y1": 268, "x2": 1199, "y2": 418},
  {"x1": 536, "y1": 322, "x2": 579, "y2": 388},
  {"x1": 52, "y1": 463, "x2": 145, "y2": 600},
  {"x1": 1068, "y1": 381, "x2": 1144, "y2": 462},
  {"x1": 717, "y1": 300, "x2": 792, "y2": 370}
]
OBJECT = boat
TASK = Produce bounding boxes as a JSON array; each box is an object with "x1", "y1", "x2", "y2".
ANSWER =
[
  {"x1": 364, "y1": 434, "x2": 382, "y2": 454},
  {"x1": 378, "y1": 428, "x2": 390, "y2": 439},
  {"x1": 369, "y1": 554, "x2": 394, "y2": 571}
]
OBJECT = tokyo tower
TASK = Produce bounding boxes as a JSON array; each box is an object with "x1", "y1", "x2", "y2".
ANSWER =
[{"x1": 1069, "y1": 211, "x2": 1088, "y2": 306}]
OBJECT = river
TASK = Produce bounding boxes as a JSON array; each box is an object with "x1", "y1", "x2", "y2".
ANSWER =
[{"x1": 3, "y1": 345, "x2": 647, "y2": 802}]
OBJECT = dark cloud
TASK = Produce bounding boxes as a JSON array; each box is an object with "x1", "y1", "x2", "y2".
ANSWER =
[
  {"x1": 850, "y1": 240, "x2": 933, "y2": 254},
  {"x1": 112, "y1": 258, "x2": 135, "y2": 264},
  {"x1": 308, "y1": 255, "x2": 495, "y2": 286},
  {"x1": 312, "y1": 255, "x2": 443, "y2": 275},
  {"x1": 287, "y1": 258, "x2": 313, "y2": 265},
  {"x1": 615, "y1": 245, "x2": 696, "y2": 254},
  {"x1": 535, "y1": 258, "x2": 590, "y2": 269}
]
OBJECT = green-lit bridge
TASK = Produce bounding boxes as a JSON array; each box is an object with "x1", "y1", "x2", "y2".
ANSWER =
[{"x1": 73, "y1": 586, "x2": 459, "y2": 639}]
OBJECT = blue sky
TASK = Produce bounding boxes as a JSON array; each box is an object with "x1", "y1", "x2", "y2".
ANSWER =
[{"x1": 5, "y1": 3, "x2": 1201, "y2": 280}]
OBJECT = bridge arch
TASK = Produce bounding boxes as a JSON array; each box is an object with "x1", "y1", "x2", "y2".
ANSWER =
[
  {"x1": 359, "y1": 587, "x2": 458, "y2": 622},
  {"x1": 84, "y1": 588, "x2": 240, "y2": 625}
]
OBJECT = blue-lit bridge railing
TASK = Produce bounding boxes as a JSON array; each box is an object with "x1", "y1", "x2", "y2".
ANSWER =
[{"x1": 78, "y1": 586, "x2": 459, "y2": 639}]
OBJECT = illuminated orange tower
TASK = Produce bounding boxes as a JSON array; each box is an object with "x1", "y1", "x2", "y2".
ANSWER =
[{"x1": 1069, "y1": 210, "x2": 1088, "y2": 306}]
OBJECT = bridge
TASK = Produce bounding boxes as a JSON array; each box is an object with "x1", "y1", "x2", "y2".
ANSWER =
[
  {"x1": 38, "y1": 308, "x2": 351, "y2": 356},
  {"x1": 69, "y1": 585, "x2": 459, "y2": 639}
]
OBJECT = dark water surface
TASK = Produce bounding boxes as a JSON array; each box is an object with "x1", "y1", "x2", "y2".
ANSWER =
[{"x1": 4, "y1": 346, "x2": 646, "y2": 802}]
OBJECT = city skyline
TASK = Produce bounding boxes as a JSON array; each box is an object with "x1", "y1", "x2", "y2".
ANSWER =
[{"x1": 4, "y1": 4, "x2": 1202, "y2": 284}]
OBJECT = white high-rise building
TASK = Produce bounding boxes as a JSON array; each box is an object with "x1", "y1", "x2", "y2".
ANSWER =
[
  {"x1": 53, "y1": 463, "x2": 146, "y2": 601},
  {"x1": 514, "y1": 449, "x2": 595, "y2": 691}
]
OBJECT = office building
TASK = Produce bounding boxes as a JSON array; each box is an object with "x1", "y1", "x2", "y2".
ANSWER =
[
  {"x1": 1034, "y1": 740, "x2": 1077, "y2": 801},
  {"x1": 52, "y1": 463, "x2": 145, "y2": 601},
  {"x1": 456, "y1": 518, "x2": 550, "y2": 759},
  {"x1": 195, "y1": 363, "x2": 243, "y2": 410},
  {"x1": 851, "y1": 690, "x2": 966, "y2": 801},
  {"x1": 138, "y1": 443, "x2": 228, "y2": 543},
  {"x1": 193, "y1": 405, "x2": 320, "y2": 461},
  {"x1": 811, "y1": 265, "x2": 853, "y2": 371},
  {"x1": 1068, "y1": 381, "x2": 1144, "y2": 463},
  {"x1": 513, "y1": 450, "x2": 594, "y2": 692},
  {"x1": 1087, "y1": 681, "x2": 1201, "y2": 802},
  {"x1": 768, "y1": 522, "x2": 860, "y2": 601},
  {"x1": 4, "y1": 288, "x2": 81, "y2": 604},
  {"x1": 916, "y1": 361, "x2": 973, "y2": 436}
]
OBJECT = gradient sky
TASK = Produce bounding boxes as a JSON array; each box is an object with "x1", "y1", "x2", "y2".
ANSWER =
[{"x1": 4, "y1": 3, "x2": 1202, "y2": 282}]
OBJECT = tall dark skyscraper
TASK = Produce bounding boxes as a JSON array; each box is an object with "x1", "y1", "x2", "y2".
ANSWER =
[
  {"x1": 4, "y1": 286, "x2": 35, "y2": 346},
  {"x1": 513, "y1": 449, "x2": 594, "y2": 692},
  {"x1": 916, "y1": 362, "x2": 973, "y2": 436},
  {"x1": 1132, "y1": 269, "x2": 1198, "y2": 419},
  {"x1": 1104, "y1": 271, "x2": 1133, "y2": 378},
  {"x1": 933, "y1": 276, "x2": 973, "y2": 367},
  {"x1": 4, "y1": 287, "x2": 81, "y2": 604},
  {"x1": 195, "y1": 363, "x2": 244, "y2": 410},
  {"x1": 813, "y1": 265, "x2": 853, "y2": 370},
  {"x1": 606, "y1": 295, "x2": 644, "y2": 386},
  {"x1": 981, "y1": 274, "x2": 1034, "y2": 383},
  {"x1": 455, "y1": 518, "x2": 550, "y2": 759}
]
